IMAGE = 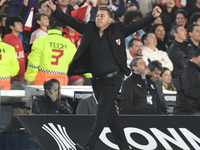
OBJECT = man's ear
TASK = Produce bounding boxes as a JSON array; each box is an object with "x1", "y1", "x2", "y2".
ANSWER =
[
  {"x1": 108, "y1": 17, "x2": 114, "y2": 24},
  {"x1": 132, "y1": 66, "x2": 136, "y2": 71},
  {"x1": 9, "y1": 25, "x2": 14, "y2": 30}
]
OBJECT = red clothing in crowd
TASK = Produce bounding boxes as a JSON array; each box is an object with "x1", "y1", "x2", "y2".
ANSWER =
[
  {"x1": 2, "y1": 34, "x2": 25, "y2": 80},
  {"x1": 63, "y1": 28, "x2": 81, "y2": 48}
]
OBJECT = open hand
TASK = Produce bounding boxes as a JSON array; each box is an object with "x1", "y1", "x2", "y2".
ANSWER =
[{"x1": 46, "y1": 89, "x2": 58, "y2": 102}]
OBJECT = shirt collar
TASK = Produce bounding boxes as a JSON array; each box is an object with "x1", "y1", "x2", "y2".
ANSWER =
[{"x1": 48, "y1": 29, "x2": 62, "y2": 35}]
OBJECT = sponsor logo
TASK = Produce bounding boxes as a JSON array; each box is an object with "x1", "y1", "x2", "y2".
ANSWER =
[
  {"x1": 42, "y1": 123, "x2": 76, "y2": 150},
  {"x1": 42, "y1": 123, "x2": 200, "y2": 149},
  {"x1": 100, "y1": 127, "x2": 200, "y2": 150}
]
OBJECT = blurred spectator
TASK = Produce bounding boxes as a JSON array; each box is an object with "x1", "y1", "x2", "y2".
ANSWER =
[
  {"x1": 90, "y1": 0, "x2": 125, "y2": 22},
  {"x1": 30, "y1": 13, "x2": 49, "y2": 44},
  {"x1": 143, "y1": 15, "x2": 162, "y2": 33},
  {"x1": 0, "y1": 13, "x2": 9, "y2": 38},
  {"x1": 38, "y1": 0, "x2": 51, "y2": 17},
  {"x1": 160, "y1": 67, "x2": 176, "y2": 91},
  {"x1": 63, "y1": 25, "x2": 81, "y2": 48},
  {"x1": 54, "y1": 0, "x2": 74, "y2": 15},
  {"x1": 174, "y1": 49, "x2": 200, "y2": 115},
  {"x1": 3, "y1": 16, "x2": 26, "y2": 82},
  {"x1": 148, "y1": 60, "x2": 171, "y2": 114},
  {"x1": 0, "y1": 27, "x2": 19, "y2": 90},
  {"x1": 25, "y1": 19, "x2": 76, "y2": 85},
  {"x1": 168, "y1": 24, "x2": 189, "y2": 79},
  {"x1": 150, "y1": 24, "x2": 169, "y2": 52},
  {"x1": 173, "y1": 9, "x2": 188, "y2": 31},
  {"x1": 69, "y1": 75, "x2": 84, "y2": 85},
  {"x1": 120, "y1": 56, "x2": 162, "y2": 114},
  {"x1": 157, "y1": 0, "x2": 195, "y2": 33},
  {"x1": 187, "y1": 24, "x2": 200, "y2": 59},
  {"x1": 126, "y1": 38, "x2": 148, "y2": 67},
  {"x1": 76, "y1": 94, "x2": 97, "y2": 114},
  {"x1": 0, "y1": 0, "x2": 10, "y2": 14},
  {"x1": 0, "y1": 102, "x2": 38, "y2": 150},
  {"x1": 124, "y1": 10, "x2": 145, "y2": 49},
  {"x1": 142, "y1": 32, "x2": 173, "y2": 71},
  {"x1": 33, "y1": 78, "x2": 73, "y2": 114},
  {"x1": 189, "y1": 12, "x2": 200, "y2": 25}
]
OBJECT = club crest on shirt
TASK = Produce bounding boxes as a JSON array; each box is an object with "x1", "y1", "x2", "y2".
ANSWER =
[{"x1": 116, "y1": 38, "x2": 121, "y2": 45}]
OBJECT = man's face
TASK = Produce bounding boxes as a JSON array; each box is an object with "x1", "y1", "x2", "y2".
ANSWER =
[
  {"x1": 38, "y1": 15, "x2": 49, "y2": 27},
  {"x1": 144, "y1": 33, "x2": 157, "y2": 47},
  {"x1": 12, "y1": 22, "x2": 23, "y2": 33},
  {"x1": 155, "y1": 25, "x2": 165, "y2": 40},
  {"x1": 56, "y1": 0, "x2": 69, "y2": 6},
  {"x1": 97, "y1": 0, "x2": 108, "y2": 5},
  {"x1": 150, "y1": 68, "x2": 162, "y2": 82},
  {"x1": 194, "y1": 18, "x2": 200, "y2": 26},
  {"x1": 176, "y1": 13, "x2": 187, "y2": 27},
  {"x1": 189, "y1": 26, "x2": 200, "y2": 42},
  {"x1": 13, "y1": 108, "x2": 27, "y2": 116},
  {"x1": 39, "y1": 2, "x2": 51, "y2": 17},
  {"x1": 133, "y1": 58, "x2": 148, "y2": 75},
  {"x1": 129, "y1": 40, "x2": 142, "y2": 56},
  {"x1": 95, "y1": 10, "x2": 112, "y2": 30},
  {"x1": 174, "y1": 26, "x2": 187, "y2": 41},
  {"x1": 166, "y1": 0, "x2": 175, "y2": 8},
  {"x1": 51, "y1": 82, "x2": 61, "y2": 99}
]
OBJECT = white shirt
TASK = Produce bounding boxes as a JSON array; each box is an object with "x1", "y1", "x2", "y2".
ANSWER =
[{"x1": 142, "y1": 46, "x2": 173, "y2": 71}]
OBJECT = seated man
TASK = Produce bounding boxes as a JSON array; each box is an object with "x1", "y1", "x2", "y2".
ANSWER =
[
  {"x1": 76, "y1": 94, "x2": 97, "y2": 114},
  {"x1": 33, "y1": 78, "x2": 73, "y2": 114},
  {"x1": 120, "y1": 56, "x2": 162, "y2": 114},
  {"x1": 142, "y1": 32, "x2": 173, "y2": 71},
  {"x1": 0, "y1": 101, "x2": 39, "y2": 150}
]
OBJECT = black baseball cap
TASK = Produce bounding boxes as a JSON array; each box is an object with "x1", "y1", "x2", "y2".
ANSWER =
[{"x1": 12, "y1": 102, "x2": 31, "y2": 110}]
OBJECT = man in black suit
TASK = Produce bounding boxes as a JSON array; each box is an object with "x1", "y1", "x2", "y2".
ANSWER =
[{"x1": 47, "y1": 1, "x2": 162, "y2": 149}]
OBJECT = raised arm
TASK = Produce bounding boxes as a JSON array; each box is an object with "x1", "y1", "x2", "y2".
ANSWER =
[{"x1": 124, "y1": 6, "x2": 162, "y2": 37}]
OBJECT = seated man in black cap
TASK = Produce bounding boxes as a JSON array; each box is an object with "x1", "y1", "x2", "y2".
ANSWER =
[
  {"x1": 4, "y1": 101, "x2": 30, "y2": 131},
  {"x1": 0, "y1": 102, "x2": 38, "y2": 150}
]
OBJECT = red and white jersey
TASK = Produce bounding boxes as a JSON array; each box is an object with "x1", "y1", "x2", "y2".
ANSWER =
[{"x1": 30, "y1": 28, "x2": 47, "y2": 44}]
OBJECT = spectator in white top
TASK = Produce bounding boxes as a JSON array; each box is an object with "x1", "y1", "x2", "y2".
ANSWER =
[
  {"x1": 30, "y1": 13, "x2": 49, "y2": 44},
  {"x1": 142, "y1": 32, "x2": 173, "y2": 71}
]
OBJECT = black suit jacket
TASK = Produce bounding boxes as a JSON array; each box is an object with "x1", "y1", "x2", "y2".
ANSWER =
[{"x1": 53, "y1": 9, "x2": 155, "y2": 76}]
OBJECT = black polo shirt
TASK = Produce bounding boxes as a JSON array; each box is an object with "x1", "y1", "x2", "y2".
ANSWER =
[{"x1": 89, "y1": 25, "x2": 120, "y2": 77}]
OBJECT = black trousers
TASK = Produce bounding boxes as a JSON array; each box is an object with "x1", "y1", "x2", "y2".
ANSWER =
[{"x1": 86, "y1": 72, "x2": 129, "y2": 149}]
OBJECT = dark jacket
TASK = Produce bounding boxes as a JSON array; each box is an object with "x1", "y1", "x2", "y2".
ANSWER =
[
  {"x1": 33, "y1": 95, "x2": 73, "y2": 114},
  {"x1": 76, "y1": 95, "x2": 97, "y2": 114},
  {"x1": 157, "y1": 0, "x2": 195, "y2": 33},
  {"x1": 174, "y1": 61, "x2": 200, "y2": 114},
  {"x1": 155, "y1": 79, "x2": 170, "y2": 113},
  {"x1": 53, "y1": 9, "x2": 155, "y2": 77},
  {"x1": 187, "y1": 38, "x2": 198, "y2": 60},
  {"x1": 120, "y1": 73, "x2": 162, "y2": 114},
  {"x1": 168, "y1": 40, "x2": 189, "y2": 79}
]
